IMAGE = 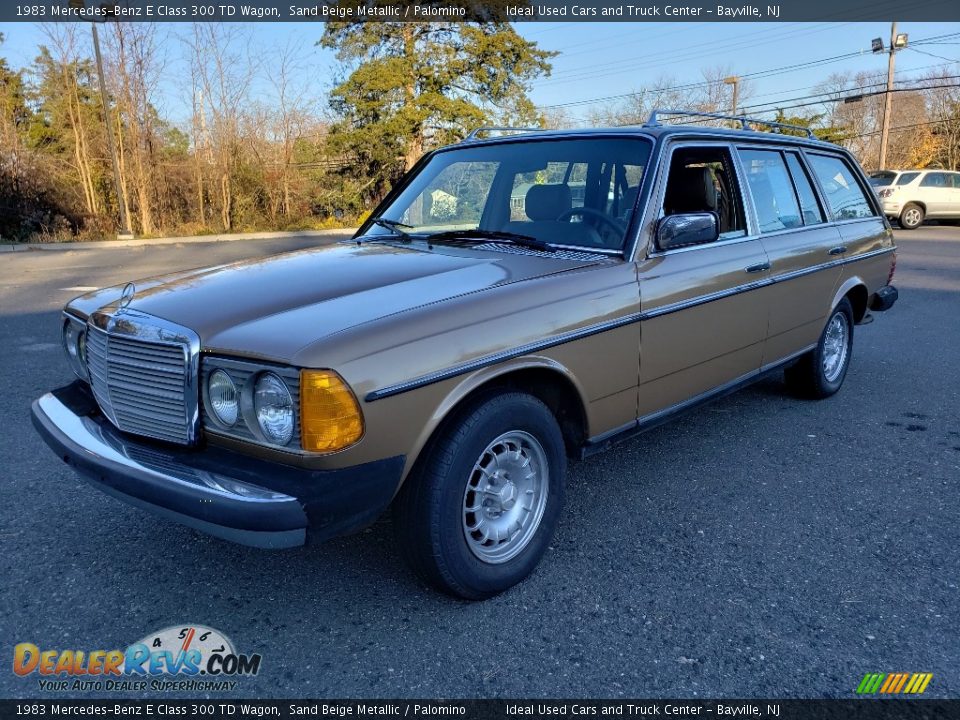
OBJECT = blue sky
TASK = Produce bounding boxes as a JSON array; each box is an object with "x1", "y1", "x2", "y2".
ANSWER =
[{"x1": 1, "y1": 21, "x2": 958, "y2": 126}]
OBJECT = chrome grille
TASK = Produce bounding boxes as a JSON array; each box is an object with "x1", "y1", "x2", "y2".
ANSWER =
[{"x1": 86, "y1": 319, "x2": 195, "y2": 445}]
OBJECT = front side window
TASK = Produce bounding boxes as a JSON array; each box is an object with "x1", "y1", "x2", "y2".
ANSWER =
[
  {"x1": 807, "y1": 154, "x2": 876, "y2": 220},
  {"x1": 662, "y1": 146, "x2": 747, "y2": 239},
  {"x1": 373, "y1": 138, "x2": 652, "y2": 251}
]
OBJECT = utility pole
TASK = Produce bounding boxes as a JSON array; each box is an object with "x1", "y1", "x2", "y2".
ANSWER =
[
  {"x1": 724, "y1": 76, "x2": 740, "y2": 116},
  {"x1": 69, "y1": 0, "x2": 133, "y2": 239},
  {"x1": 877, "y1": 23, "x2": 908, "y2": 171}
]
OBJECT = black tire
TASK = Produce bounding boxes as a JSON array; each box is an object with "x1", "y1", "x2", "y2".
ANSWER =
[
  {"x1": 394, "y1": 391, "x2": 566, "y2": 600},
  {"x1": 899, "y1": 203, "x2": 924, "y2": 230},
  {"x1": 784, "y1": 298, "x2": 854, "y2": 399}
]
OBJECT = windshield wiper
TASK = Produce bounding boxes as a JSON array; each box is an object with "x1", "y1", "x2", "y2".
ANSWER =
[
  {"x1": 423, "y1": 229, "x2": 555, "y2": 252},
  {"x1": 369, "y1": 217, "x2": 414, "y2": 239}
]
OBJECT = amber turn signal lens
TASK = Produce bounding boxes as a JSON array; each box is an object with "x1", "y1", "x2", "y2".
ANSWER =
[{"x1": 300, "y1": 370, "x2": 364, "y2": 453}]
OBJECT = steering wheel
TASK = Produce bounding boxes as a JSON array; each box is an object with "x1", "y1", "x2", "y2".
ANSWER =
[{"x1": 555, "y1": 207, "x2": 625, "y2": 235}]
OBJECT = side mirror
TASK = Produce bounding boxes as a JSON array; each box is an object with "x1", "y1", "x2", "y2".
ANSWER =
[{"x1": 656, "y1": 213, "x2": 719, "y2": 252}]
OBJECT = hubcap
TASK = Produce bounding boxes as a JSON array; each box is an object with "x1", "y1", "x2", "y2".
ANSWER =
[
  {"x1": 904, "y1": 208, "x2": 921, "y2": 227},
  {"x1": 822, "y1": 311, "x2": 849, "y2": 383},
  {"x1": 462, "y1": 430, "x2": 549, "y2": 564}
]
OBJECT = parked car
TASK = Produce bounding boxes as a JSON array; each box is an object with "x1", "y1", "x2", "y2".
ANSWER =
[
  {"x1": 33, "y1": 111, "x2": 898, "y2": 599},
  {"x1": 869, "y1": 168, "x2": 960, "y2": 229}
]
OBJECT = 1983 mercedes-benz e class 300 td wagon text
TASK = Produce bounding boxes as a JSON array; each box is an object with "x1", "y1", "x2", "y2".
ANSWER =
[{"x1": 33, "y1": 111, "x2": 898, "y2": 598}]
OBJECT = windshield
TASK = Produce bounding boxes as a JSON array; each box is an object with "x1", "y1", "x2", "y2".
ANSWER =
[
  {"x1": 366, "y1": 137, "x2": 652, "y2": 252},
  {"x1": 869, "y1": 171, "x2": 898, "y2": 187}
]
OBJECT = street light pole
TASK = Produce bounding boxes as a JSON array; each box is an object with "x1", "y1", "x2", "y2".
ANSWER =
[{"x1": 70, "y1": 0, "x2": 133, "y2": 238}]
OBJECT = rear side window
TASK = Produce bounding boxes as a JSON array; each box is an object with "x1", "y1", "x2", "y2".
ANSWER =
[
  {"x1": 807, "y1": 154, "x2": 876, "y2": 220},
  {"x1": 785, "y1": 152, "x2": 825, "y2": 225},
  {"x1": 739, "y1": 149, "x2": 802, "y2": 233},
  {"x1": 952, "y1": 174, "x2": 960, "y2": 189},
  {"x1": 897, "y1": 172, "x2": 920, "y2": 185},
  {"x1": 920, "y1": 172, "x2": 949, "y2": 188}
]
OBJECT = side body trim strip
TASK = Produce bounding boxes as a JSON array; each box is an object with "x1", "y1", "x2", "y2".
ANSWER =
[
  {"x1": 580, "y1": 343, "x2": 817, "y2": 458},
  {"x1": 365, "y1": 247, "x2": 893, "y2": 402}
]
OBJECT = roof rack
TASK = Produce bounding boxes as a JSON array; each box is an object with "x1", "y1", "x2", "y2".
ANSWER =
[
  {"x1": 462, "y1": 126, "x2": 544, "y2": 142},
  {"x1": 645, "y1": 109, "x2": 816, "y2": 139}
]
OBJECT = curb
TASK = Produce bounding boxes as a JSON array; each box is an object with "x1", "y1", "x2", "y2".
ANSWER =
[{"x1": 0, "y1": 228, "x2": 357, "y2": 253}]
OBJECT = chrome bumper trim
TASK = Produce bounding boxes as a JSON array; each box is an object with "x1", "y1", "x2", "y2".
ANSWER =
[{"x1": 32, "y1": 392, "x2": 307, "y2": 549}]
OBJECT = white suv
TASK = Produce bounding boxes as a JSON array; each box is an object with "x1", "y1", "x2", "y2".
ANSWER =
[{"x1": 870, "y1": 169, "x2": 960, "y2": 229}]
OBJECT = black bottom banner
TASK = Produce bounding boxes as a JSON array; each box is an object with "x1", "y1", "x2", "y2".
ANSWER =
[{"x1": 1, "y1": 700, "x2": 958, "y2": 720}]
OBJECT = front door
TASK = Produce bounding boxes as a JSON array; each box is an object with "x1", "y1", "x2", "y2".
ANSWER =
[{"x1": 636, "y1": 142, "x2": 770, "y2": 419}]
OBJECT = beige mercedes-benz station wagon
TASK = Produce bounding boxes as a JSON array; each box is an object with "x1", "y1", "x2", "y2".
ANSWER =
[{"x1": 33, "y1": 110, "x2": 898, "y2": 599}]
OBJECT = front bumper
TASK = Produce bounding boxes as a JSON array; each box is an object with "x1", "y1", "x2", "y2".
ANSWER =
[{"x1": 31, "y1": 382, "x2": 404, "y2": 549}]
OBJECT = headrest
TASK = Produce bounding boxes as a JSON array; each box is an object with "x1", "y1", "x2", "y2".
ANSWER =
[
  {"x1": 665, "y1": 167, "x2": 718, "y2": 214},
  {"x1": 525, "y1": 184, "x2": 572, "y2": 221}
]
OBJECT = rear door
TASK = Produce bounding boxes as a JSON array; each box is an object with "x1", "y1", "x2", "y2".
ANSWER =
[
  {"x1": 736, "y1": 145, "x2": 844, "y2": 364},
  {"x1": 917, "y1": 172, "x2": 953, "y2": 217}
]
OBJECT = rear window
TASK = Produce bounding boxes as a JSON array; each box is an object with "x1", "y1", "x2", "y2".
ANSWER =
[
  {"x1": 869, "y1": 171, "x2": 897, "y2": 187},
  {"x1": 808, "y1": 155, "x2": 876, "y2": 220}
]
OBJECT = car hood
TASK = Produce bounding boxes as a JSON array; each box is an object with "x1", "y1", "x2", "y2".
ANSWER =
[{"x1": 69, "y1": 241, "x2": 601, "y2": 362}]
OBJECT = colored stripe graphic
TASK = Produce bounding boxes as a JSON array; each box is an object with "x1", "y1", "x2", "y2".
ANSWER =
[{"x1": 857, "y1": 673, "x2": 932, "y2": 694}]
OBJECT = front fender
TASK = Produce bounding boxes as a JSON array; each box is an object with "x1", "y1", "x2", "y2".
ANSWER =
[{"x1": 399, "y1": 355, "x2": 590, "y2": 482}]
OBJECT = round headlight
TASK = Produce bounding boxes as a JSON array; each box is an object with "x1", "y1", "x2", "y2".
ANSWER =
[
  {"x1": 254, "y1": 372, "x2": 295, "y2": 446},
  {"x1": 62, "y1": 319, "x2": 88, "y2": 381},
  {"x1": 208, "y1": 369, "x2": 239, "y2": 427}
]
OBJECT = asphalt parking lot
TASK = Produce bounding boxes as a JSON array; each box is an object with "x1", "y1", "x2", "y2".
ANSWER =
[{"x1": 1, "y1": 226, "x2": 958, "y2": 700}]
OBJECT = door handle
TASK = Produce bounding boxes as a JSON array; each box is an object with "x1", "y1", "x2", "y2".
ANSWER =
[
  {"x1": 745, "y1": 262, "x2": 771, "y2": 273},
  {"x1": 828, "y1": 246, "x2": 847, "y2": 256}
]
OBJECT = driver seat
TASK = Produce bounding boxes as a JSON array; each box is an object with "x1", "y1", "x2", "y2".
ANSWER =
[{"x1": 502, "y1": 183, "x2": 602, "y2": 247}]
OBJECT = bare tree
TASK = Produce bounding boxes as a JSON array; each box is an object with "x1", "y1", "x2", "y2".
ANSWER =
[
  {"x1": 182, "y1": 24, "x2": 258, "y2": 231},
  {"x1": 39, "y1": 26, "x2": 102, "y2": 218},
  {"x1": 104, "y1": 23, "x2": 165, "y2": 235},
  {"x1": 924, "y1": 67, "x2": 960, "y2": 170}
]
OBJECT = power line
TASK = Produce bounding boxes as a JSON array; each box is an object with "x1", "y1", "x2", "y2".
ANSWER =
[
  {"x1": 736, "y1": 77, "x2": 960, "y2": 115},
  {"x1": 540, "y1": 22, "x2": 852, "y2": 86},
  {"x1": 538, "y1": 31, "x2": 960, "y2": 112}
]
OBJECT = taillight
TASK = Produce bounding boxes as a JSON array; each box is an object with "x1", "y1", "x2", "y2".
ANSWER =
[
  {"x1": 887, "y1": 252, "x2": 897, "y2": 284},
  {"x1": 878, "y1": 188, "x2": 895, "y2": 198}
]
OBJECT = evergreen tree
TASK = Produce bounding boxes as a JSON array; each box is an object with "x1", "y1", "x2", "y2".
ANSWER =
[{"x1": 320, "y1": 21, "x2": 554, "y2": 203}]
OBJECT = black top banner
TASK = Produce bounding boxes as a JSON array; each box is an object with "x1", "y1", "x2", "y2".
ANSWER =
[{"x1": 4, "y1": 0, "x2": 960, "y2": 23}]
